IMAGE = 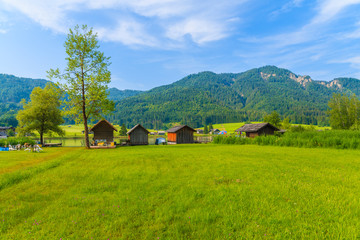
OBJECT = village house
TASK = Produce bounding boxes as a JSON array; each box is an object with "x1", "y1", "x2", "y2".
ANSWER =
[
  {"x1": 127, "y1": 124, "x2": 149, "y2": 145},
  {"x1": 235, "y1": 123, "x2": 279, "y2": 138},
  {"x1": 90, "y1": 119, "x2": 117, "y2": 144},
  {"x1": 197, "y1": 129, "x2": 204, "y2": 134},
  {"x1": 211, "y1": 129, "x2": 220, "y2": 135},
  {"x1": 0, "y1": 127, "x2": 15, "y2": 139},
  {"x1": 167, "y1": 125, "x2": 196, "y2": 144}
]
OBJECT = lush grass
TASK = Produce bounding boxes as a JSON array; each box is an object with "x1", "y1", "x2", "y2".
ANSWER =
[
  {"x1": 211, "y1": 122, "x2": 330, "y2": 134},
  {"x1": 0, "y1": 137, "x2": 35, "y2": 148},
  {"x1": 214, "y1": 130, "x2": 360, "y2": 149},
  {"x1": 1, "y1": 145, "x2": 360, "y2": 239}
]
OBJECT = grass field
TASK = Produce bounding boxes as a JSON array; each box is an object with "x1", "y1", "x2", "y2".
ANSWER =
[
  {"x1": 1, "y1": 144, "x2": 360, "y2": 239},
  {"x1": 212, "y1": 122, "x2": 330, "y2": 133}
]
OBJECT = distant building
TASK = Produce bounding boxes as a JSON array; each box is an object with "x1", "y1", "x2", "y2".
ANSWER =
[
  {"x1": 197, "y1": 129, "x2": 204, "y2": 134},
  {"x1": 90, "y1": 119, "x2": 118, "y2": 144},
  {"x1": 0, "y1": 127, "x2": 14, "y2": 139},
  {"x1": 235, "y1": 123, "x2": 279, "y2": 138},
  {"x1": 211, "y1": 129, "x2": 220, "y2": 135},
  {"x1": 127, "y1": 124, "x2": 149, "y2": 145},
  {"x1": 0, "y1": 132, "x2": 7, "y2": 139},
  {"x1": 167, "y1": 125, "x2": 196, "y2": 144},
  {"x1": 158, "y1": 131, "x2": 166, "y2": 135}
]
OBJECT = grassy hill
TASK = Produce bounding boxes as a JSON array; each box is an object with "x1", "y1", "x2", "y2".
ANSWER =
[{"x1": 1, "y1": 145, "x2": 360, "y2": 238}]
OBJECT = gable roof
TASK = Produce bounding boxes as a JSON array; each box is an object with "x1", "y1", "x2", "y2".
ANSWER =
[
  {"x1": 167, "y1": 125, "x2": 196, "y2": 133},
  {"x1": 90, "y1": 119, "x2": 118, "y2": 132},
  {"x1": 0, "y1": 127, "x2": 13, "y2": 131},
  {"x1": 127, "y1": 124, "x2": 150, "y2": 134},
  {"x1": 235, "y1": 123, "x2": 279, "y2": 133}
]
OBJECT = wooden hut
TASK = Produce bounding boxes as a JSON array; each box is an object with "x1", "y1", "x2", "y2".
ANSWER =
[
  {"x1": 90, "y1": 119, "x2": 117, "y2": 144},
  {"x1": 167, "y1": 125, "x2": 195, "y2": 144},
  {"x1": 127, "y1": 124, "x2": 149, "y2": 145},
  {"x1": 235, "y1": 123, "x2": 279, "y2": 138}
]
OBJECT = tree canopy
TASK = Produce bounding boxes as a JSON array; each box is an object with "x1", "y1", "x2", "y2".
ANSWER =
[
  {"x1": 328, "y1": 93, "x2": 360, "y2": 129},
  {"x1": 16, "y1": 84, "x2": 64, "y2": 145},
  {"x1": 263, "y1": 111, "x2": 281, "y2": 127}
]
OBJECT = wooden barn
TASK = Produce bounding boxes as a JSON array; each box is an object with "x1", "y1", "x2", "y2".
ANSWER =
[
  {"x1": 167, "y1": 125, "x2": 195, "y2": 144},
  {"x1": 235, "y1": 123, "x2": 279, "y2": 138},
  {"x1": 90, "y1": 119, "x2": 117, "y2": 144},
  {"x1": 127, "y1": 124, "x2": 149, "y2": 145}
]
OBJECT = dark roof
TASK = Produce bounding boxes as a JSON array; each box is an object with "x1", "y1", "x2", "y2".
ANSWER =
[
  {"x1": 0, "y1": 127, "x2": 13, "y2": 130},
  {"x1": 235, "y1": 123, "x2": 279, "y2": 133},
  {"x1": 0, "y1": 132, "x2": 8, "y2": 136},
  {"x1": 127, "y1": 124, "x2": 150, "y2": 134},
  {"x1": 90, "y1": 119, "x2": 118, "y2": 131},
  {"x1": 167, "y1": 125, "x2": 196, "y2": 133}
]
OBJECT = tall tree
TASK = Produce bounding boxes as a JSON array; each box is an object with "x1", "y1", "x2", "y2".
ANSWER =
[
  {"x1": 328, "y1": 93, "x2": 360, "y2": 129},
  {"x1": 48, "y1": 25, "x2": 114, "y2": 148},
  {"x1": 264, "y1": 111, "x2": 281, "y2": 127},
  {"x1": 120, "y1": 123, "x2": 127, "y2": 136},
  {"x1": 16, "y1": 84, "x2": 64, "y2": 145},
  {"x1": 203, "y1": 124, "x2": 209, "y2": 134}
]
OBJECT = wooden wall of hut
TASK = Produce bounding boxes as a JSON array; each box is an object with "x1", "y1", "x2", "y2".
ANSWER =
[
  {"x1": 129, "y1": 127, "x2": 149, "y2": 145},
  {"x1": 175, "y1": 128, "x2": 194, "y2": 144},
  {"x1": 93, "y1": 123, "x2": 114, "y2": 143}
]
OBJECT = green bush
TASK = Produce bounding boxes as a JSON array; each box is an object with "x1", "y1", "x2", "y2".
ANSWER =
[
  {"x1": 214, "y1": 130, "x2": 360, "y2": 150},
  {"x1": 0, "y1": 137, "x2": 35, "y2": 147}
]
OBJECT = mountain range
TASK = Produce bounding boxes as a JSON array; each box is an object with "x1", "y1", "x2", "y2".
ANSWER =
[{"x1": 1, "y1": 66, "x2": 360, "y2": 128}]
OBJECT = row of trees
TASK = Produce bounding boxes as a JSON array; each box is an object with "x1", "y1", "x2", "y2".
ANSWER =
[
  {"x1": 17, "y1": 25, "x2": 113, "y2": 148},
  {"x1": 328, "y1": 93, "x2": 360, "y2": 130}
]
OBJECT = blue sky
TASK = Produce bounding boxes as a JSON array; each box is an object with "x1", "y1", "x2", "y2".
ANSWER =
[{"x1": 1, "y1": 0, "x2": 360, "y2": 90}]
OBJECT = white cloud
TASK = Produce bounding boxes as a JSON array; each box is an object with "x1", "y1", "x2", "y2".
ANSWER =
[
  {"x1": 271, "y1": 0, "x2": 304, "y2": 16},
  {"x1": 0, "y1": 0, "x2": 247, "y2": 47},
  {"x1": 334, "y1": 56, "x2": 360, "y2": 69},
  {"x1": 313, "y1": 0, "x2": 360, "y2": 24},
  {"x1": 96, "y1": 20, "x2": 158, "y2": 47}
]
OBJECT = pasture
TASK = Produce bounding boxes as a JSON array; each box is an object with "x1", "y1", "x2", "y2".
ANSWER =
[{"x1": 1, "y1": 144, "x2": 360, "y2": 239}]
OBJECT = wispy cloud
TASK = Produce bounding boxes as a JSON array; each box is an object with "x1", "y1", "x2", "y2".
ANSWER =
[
  {"x1": 0, "y1": 0, "x2": 247, "y2": 47},
  {"x1": 271, "y1": 0, "x2": 304, "y2": 16}
]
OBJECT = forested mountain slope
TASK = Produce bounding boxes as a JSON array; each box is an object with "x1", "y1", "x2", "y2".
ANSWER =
[
  {"x1": 109, "y1": 66, "x2": 360, "y2": 128},
  {"x1": 2, "y1": 66, "x2": 360, "y2": 128}
]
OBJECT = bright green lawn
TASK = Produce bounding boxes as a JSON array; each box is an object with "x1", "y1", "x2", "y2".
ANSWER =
[{"x1": 1, "y1": 145, "x2": 360, "y2": 239}]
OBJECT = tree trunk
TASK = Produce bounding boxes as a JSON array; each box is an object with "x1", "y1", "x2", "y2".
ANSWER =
[
  {"x1": 82, "y1": 96, "x2": 90, "y2": 148},
  {"x1": 81, "y1": 58, "x2": 90, "y2": 149},
  {"x1": 40, "y1": 132, "x2": 44, "y2": 146},
  {"x1": 84, "y1": 116, "x2": 90, "y2": 148}
]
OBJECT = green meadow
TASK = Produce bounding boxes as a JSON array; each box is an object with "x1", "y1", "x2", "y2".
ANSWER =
[{"x1": 1, "y1": 144, "x2": 360, "y2": 239}]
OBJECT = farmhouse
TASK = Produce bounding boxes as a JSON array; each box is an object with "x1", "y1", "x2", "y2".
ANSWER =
[
  {"x1": 127, "y1": 124, "x2": 149, "y2": 145},
  {"x1": 0, "y1": 127, "x2": 14, "y2": 139},
  {"x1": 235, "y1": 123, "x2": 279, "y2": 138},
  {"x1": 197, "y1": 129, "x2": 204, "y2": 134},
  {"x1": 211, "y1": 129, "x2": 220, "y2": 135},
  {"x1": 90, "y1": 119, "x2": 117, "y2": 144},
  {"x1": 167, "y1": 125, "x2": 196, "y2": 144}
]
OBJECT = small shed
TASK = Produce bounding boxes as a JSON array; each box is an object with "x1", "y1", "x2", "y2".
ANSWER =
[
  {"x1": 211, "y1": 129, "x2": 220, "y2": 135},
  {"x1": 0, "y1": 132, "x2": 7, "y2": 139},
  {"x1": 90, "y1": 119, "x2": 117, "y2": 144},
  {"x1": 167, "y1": 125, "x2": 196, "y2": 144},
  {"x1": 235, "y1": 123, "x2": 279, "y2": 138},
  {"x1": 127, "y1": 124, "x2": 149, "y2": 145}
]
